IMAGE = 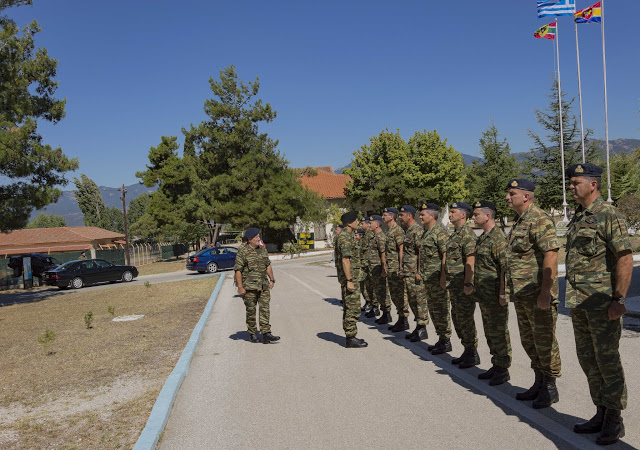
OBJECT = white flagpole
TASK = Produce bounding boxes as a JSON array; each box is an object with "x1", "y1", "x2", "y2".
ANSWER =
[
  {"x1": 555, "y1": 19, "x2": 569, "y2": 222},
  {"x1": 601, "y1": 0, "x2": 613, "y2": 203},
  {"x1": 575, "y1": 22, "x2": 586, "y2": 163}
]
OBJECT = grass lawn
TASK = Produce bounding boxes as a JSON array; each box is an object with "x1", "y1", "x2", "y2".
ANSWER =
[
  {"x1": 0, "y1": 276, "x2": 219, "y2": 449},
  {"x1": 136, "y1": 258, "x2": 189, "y2": 276}
]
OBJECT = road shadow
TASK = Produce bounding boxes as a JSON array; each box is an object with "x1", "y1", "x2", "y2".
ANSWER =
[
  {"x1": 317, "y1": 331, "x2": 344, "y2": 347},
  {"x1": 229, "y1": 331, "x2": 260, "y2": 343},
  {"x1": 322, "y1": 297, "x2": 342, "y2": 307},
  {"x1": 0, "y1": 287, "x2": 70, "y2": 307}
]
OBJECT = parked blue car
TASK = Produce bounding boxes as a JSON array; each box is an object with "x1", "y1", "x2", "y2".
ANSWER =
[{"x1": 186, "y1": 246, "x2": 238, "y2": 273}]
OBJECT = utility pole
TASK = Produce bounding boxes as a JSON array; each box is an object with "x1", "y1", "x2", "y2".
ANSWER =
[{"x1": 119, "y1": 184, "x2": 131, "y2": 265}]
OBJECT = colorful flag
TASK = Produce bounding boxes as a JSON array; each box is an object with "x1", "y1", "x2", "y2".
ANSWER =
[
  {"x1": 537, "y1": 0, "x2": 576, "y2": 18},
  {"x1": 534, "y1": 22, "x2": 557, "y2": 40},
  {"x1": 574, "y1": 1, "x2": 602, "y2": 23}
]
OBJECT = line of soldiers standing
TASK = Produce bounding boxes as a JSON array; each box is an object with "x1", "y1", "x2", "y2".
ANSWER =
[{"x1": 334, "y1": 163, "x2": 632, "y2": 446}]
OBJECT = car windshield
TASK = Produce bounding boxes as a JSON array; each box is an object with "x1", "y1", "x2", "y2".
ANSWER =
[
  {"x1": 54, "y1": 261, "x2": 77, "y2": 271},
  {"x1": 226, "y1": 247, "x2": 238, "y2": 254}
]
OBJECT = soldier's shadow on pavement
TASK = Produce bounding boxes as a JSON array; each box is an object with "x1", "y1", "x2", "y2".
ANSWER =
[
  {"x1": 322, "y1": 297, "x2": 343, "y2": 307},
  {"x1": 317, "y1": 332, "x2": 344, "y2": 346},
  {"x1": 229, "y1": 331, "x2": 255, "y2": 342}
]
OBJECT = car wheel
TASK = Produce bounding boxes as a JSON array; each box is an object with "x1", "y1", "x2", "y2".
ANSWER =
[
  {"x1": 71, "y1": 277, "x2": 84, "y2": 289},
  {"x1": 122, "y1": 271, "x2": 134, "y2": 282},
  {"x1": 206, "y1": 262, "x2": 218, "y2": 273}
]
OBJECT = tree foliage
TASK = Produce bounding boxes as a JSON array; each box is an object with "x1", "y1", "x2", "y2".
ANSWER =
[
  {"x1": 466, "y1": 121, "x2": 520, "y2": 220},
  {"x1": 0, "y1": 9, "x2": 78, "y2": 232},
  {"x1": 26, "y1": 213, "x2": 66, "y2": 228},
  {"x1": 344, "y1": 128, "x2": 468, "y2": 209},
  {"x1": 73, "y1": 174, "x2": 124, "y2": 233},
  {"x1": 607, "y1": 149, "x2": 640, "y2": 203},
  {"x1": 524, "y1": 80, "x2": 599, "y2": 211},
  {"x1": 617, "y1": 193, "x2": 640, "y2": 232}
]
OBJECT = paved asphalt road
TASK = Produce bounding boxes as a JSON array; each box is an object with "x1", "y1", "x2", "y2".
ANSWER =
[{"x1": 159, "y1": 255, "x2": 640, "y2": 450}]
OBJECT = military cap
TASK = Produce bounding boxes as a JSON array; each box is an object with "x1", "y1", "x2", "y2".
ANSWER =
[
  {"x1": 369, "y1": 214, "x2": 383, "y2": 222},
  {"x1": 566, "y1": 163, "x2": 603, "y2": 178},
  {"x1": 399, "y1": 205, "x2": 417, "y2": 214},
  {"x1": 419, "y1": 203, "x2": 439, "y2": 211},
  {"x1": 450, "y1": 202, "x2": 471, "y2": 212},
  {"x1": 341, "y1": 211, "x2": 358, "y2": 224},
  {"x1": 473, "y1": 200, "x2": 497, "y2": 212},
  {"x1": 244, "y1": 227, "x2": 260, "y2": 239},
  {"x1": 506, "y1": 178, "x2": 535, "y2": 192},
  {"x1": 360, "y1": 216, "x2": 370, "y2": 223},
  {"x1": 383, "y1": 207, "x2": 399, "y2": 215},
  {"x1": 356, "y1": 228, "x2": 365, "y2": 235}
]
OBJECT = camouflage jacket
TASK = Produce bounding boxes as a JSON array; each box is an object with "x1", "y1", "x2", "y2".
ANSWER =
[
  {"x1": 333, "y1": 232, "x2": 341, "y2": 268},
  {"x1": 402, "y1": 221, "x2": 423, "y2": 276},
  {"x1": 385, "y1": 222, "x2": 405, "y2": 274},
  {"x1": 565, "y1": 196, "x2": 632, "y2": 310},
  {"x1": 336, "y1": 228, "x2": 361, "y2": 284},
  {"x1": 234, "y1": 244, "x2": 270, "y2": 291},
  {"x1": 419, "y1": 222, "x2": 448, "y2": 282},
  {"x1": 474, "y1": 225, "x2": 507, "y2": 302},
  {"x1": 361, "y1": 230, "x2": 374, "y2": 269},
  {"x1": 368, "y1": 230, "x2": 386, "y2": 268},
  {"x1": 445, "y1": 221, "x2": 476, "y2": 279},
  {"x1": 505, "y1": 203, "x2": 560, "y2": 302}
]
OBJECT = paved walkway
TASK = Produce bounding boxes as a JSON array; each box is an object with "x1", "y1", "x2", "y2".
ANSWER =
[{"x1": 159, "y1": 255, "x2": 640, "y2": 449}]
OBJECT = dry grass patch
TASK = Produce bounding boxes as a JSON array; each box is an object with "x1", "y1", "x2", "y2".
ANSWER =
[
  {"x1": 136, "y1": 258, "x2": 188, "y2": 276},
  {"x1": 0, "y1": 276, "x2": 219, "y2": 449}
]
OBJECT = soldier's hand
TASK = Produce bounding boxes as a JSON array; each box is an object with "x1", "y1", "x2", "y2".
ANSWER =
[
  {"x1": 536, "y1": 291, "x2": 551, "y2": 309},
  {"x1": 499, "y1": 294, "x2": 507, "y2": 306},
  {"x1": 439, "y1": 275, "x2": 446, "y2": 290},
  {"x1": 238, "y1": 286, "x2": 246, "y2": 295},
  {"x1": 269, "y1": 280, "x2": 274, "y2": 290},
  {"x1": 608, "y1": 301, "x2": 626, "y2": 320},
  {"x1": 381, "y1": 268, "x2": 387, "y2": 278},
  {"x1": 463, "y1": 285, "x2": 474, "y2": 296},
  {"x1": 415, "y1": 272, "x2": 421, "y2": 282},
  {"x1": 346, "y1": 281, "x2": 355, "y2": 292}
]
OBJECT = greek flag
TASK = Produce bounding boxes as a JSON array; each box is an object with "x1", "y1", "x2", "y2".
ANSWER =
[{"x1": 537, "y1": 0, "x2": 576, "y2": 17}]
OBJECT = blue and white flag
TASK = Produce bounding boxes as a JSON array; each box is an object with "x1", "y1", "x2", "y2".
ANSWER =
[{"x1": 537, "y1": 0, "x2": 576, "y2": 17}]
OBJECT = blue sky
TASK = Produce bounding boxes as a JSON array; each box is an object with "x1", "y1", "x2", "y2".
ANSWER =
[{"x1": 8, "y1": 0, "x2": 640, "y2": 187}]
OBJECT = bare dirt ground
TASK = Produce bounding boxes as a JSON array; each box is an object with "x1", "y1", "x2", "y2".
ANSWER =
[{"x1": 0, "y1": 276, "x2": 218, "y2": 449}]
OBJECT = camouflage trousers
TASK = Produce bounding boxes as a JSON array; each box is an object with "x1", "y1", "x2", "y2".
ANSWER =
[
  {"x1": 478, "y1": 300, "x2": 512, "y2": 369},
  {"x1": 424, "y1": 276, "x2": 451, "y2": 340},
  {"x1": 341, "y1": 282, "x2": 361, "y2": 338},
  {"x1": 371, "y1": 265, "x2": 391, "y2": 312},
  {"x1": 388, "y1": 272, "x2": 409, "y2": 318},
  {"x1": 571, "y1": 308, "x2": 627, "y2": 410},
  {"x1": 360, "y1": 267, "x2": 376, "y2": 306},
  {"x1": 514, "y1": 302, "x2": 561, "y2": 378},
  {"x1": 405, "y1": 275, "x2": 428, "y2": 326},
  {"x1": 449, "y1": 281, "x2": 475, "y2": 347},
  {"x1": 242, "y1": 289, "x2": 271, "y2": 334}
]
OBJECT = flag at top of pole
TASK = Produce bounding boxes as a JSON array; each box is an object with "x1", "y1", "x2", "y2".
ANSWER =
[
  {"x1": 574, "y1": 1, "x2": 602, "y2": 23},
  {"x1": 537, "y1": 0, "x2": 576, "y2": 18},
  {"x1": 534, "y1": 22, "x2": 556, "y2": 40}
]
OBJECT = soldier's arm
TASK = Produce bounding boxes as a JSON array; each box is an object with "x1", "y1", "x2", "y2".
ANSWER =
[
  {"x1": 440, "y1": 252, "x2": 447, "y2": 290},
  {"x1": 537, "y1": 249, "x2": 558, "y2": 309},
  {"x1": 267, "y1": 265, "x2": 275, "y2": 289},
  {"x1": 342, "y1": 257, "x2": 355, "y2": 292},
  {"x1": 398, "y1": 243, "x2": 404, "y2": 277},
  {"x1": 499, "y1": 267, "x2": 507, "y2": 306},
  {"x1": 416, "y1": 244, "x2": 421, "y2": 281},
  {"x1": 463, "y1": 255, "x2": 475, "y2": 295},
  {"x1": 609, "y1": 250, "x2": 633, "y2": 320},
  {"x1": 235, "y1": 270, "x2": 245, "y2": 294}
]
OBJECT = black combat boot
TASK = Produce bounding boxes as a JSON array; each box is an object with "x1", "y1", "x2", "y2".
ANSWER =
[
  {"x1": 376, "y1": 311, "x2": 393, "y2": 325},
  {"x1": 346, "y1": 337, "x2": 369, "y2": 348},
  {"x1": 574, "y1": 406, "x2": 606, "y2": 434},
  {"x1": 596, "y1": 409, "x2": 625, "y2": 445},
  {"x1": 452, "y1": 348, "x2": 472, "y2": 365},
  {"x1": 365, "y1": 306, "x2": 380, "y2": 318},
  {"x1": 532, "y1": 375, "x2": 559, "y2": 409},
  {"x1": 249, "y1": 333, "x2": 259, "y2": 343},
  {"x1": 388, "y1": 318, "x2": 401, "y2": 330},
  {"x1": 362, "y1": 302, "x2": 372, "y2": 312},
  {"x1": 405, "y1": 326, "x2": 419, "y2": 340},
  {"x1": 458, "y1": 348, "x2": 480, "y2": 368},
  {"x1": 262, "y1": 332, "x2": 281, "y2": 344},
  {"x1": 477, "y1": 366, "x2": 496, "y2": 379},
  {"x1": 409, "y1": 326, "x2": 428, "y2": 342},
  {"x1": 430, "y1": 339, "x2": 452, "y2": 355},
  {"x1": 516, "y1": 370, "x2": 543, "y2": 401},
  {"x1": 391, "y1": 316, "x2": 410, "y2": 332},
  {"x1": 489, "y1": 368, "x2": 510, "y2": 386}
]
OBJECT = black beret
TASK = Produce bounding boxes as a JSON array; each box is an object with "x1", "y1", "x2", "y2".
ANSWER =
[
  {"x1": 369, "y1": 214, "x2": 383, "y2": 222},
  {"x1": 566, "y1": 163, "x2": 603, "y2": 178},
  {"x1": 356, "y1": 228, "x2": 365, "y2": 235},
  {"x1": 400, "y1": 205, "x2": 417, "y2": 214},
  {"x1": 473, "y1": 200, "x2": 497, "y2": 211},
  {"x1": 341, "y1": 211, "x2": 358, "y2": 224},
  {"x1": 419, "y1": 203, "x2": 439, "y2": 211},
  {"x1": 450, "y1": 202, "x2": 471, "y2": 212},
  {"x1": 360, "y1": 216, "x2": 370, "y2": 223},
  {"x1": 383, "y1": 207, "x2": 399, "y2": 215},
  {"x1": 244, "y1": 228, "x2": 260, "y2": 239},
  {"x1": 506, "y1": 178, "x2": 535, "y2": 192}
]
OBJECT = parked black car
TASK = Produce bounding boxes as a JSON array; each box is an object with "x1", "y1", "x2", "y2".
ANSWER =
[
  {"x1": 43, "y1": 259, "x2": 139, "y2": 289},
  {"x1": 8, "y1": 253, "x2": 61, "y2": 279}
]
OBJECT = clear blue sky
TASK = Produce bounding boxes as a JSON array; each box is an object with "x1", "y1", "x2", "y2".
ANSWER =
[{"x1": 9, "y1": 0, "x2": 640, "y2": 187}]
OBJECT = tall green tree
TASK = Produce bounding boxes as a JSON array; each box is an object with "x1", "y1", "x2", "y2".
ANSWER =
[
  {"x1": 73, "y1": 174, "x2": 124, "y2": 233},
  {"x1": 26, "y1": 213, "x2": 66, "y2": 229},
  {"x1": 525, "y1": 81, "x2": 599, "y2": 211},
  {"x1": 127, "y1": 191, "x2": 150, "y2": 228},
  {"x1": 0, "y1": 5, "x2": 79, "y2": 232},
  {"x1": 345, "y1": 128, "x2": 468, "y2": 209},
  {"x1": 607, "y1": 149, "x2": 640, "y2": 202},
  {"x1": 466, "y1": 121, "x2": 520, "y2": 220}
]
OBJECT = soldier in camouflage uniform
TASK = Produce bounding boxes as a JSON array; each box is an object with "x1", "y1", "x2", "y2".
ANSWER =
[
  {"x1": 398, "y1": 205, "x2": 427, "y2": 341},
  {"x1": 234, "y1": 228, "x2": 280, "y2": 344},
  {"x1": 359, "y1": 217, "x2": 377, "y2": 314},
  {"x1": 369, "y1": 215, "x2": 392, "y2": 323},
  {"x1": 443, "y1": 202, "x2": 477, "y2": 361},
  {"x1": 336, "y1": 211, "x2": 368, "y2": 348},
  {"x1": 332, "y1": 224, "x2": 343, "y2": 267},
  {"x1": 417, "y1": 203, "x2": 448, "y2": 343},
  {"x1": 565, "y1": 163, "x2": 633, "y2": 445},
  {"x1": 471, "y1": 201, "x2": 511, "y2": 386},
  {"x1": 383, "y1": 207, "x2": 410, "y2": 332},
  {"x1": 505, "y1": 178, "x2": 561, "y2": 409}
]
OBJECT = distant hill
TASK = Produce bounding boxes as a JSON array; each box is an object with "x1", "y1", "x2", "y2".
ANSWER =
[{"x1": 30, "y1": 184, "x2": 157, "y2": 227}]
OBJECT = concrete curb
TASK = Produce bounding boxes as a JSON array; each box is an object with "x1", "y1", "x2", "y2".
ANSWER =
[{"x1": 133, "y1": 273, "x2": 227, "y2": 450}]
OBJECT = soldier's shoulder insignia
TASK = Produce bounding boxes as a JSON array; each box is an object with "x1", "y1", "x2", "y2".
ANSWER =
[
  {"x1": 575, "y1": 165, "x2": 584, "y2": 173},
  {"x1": 585, "y1": 216, "x2": 596, "y2": 224}
]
